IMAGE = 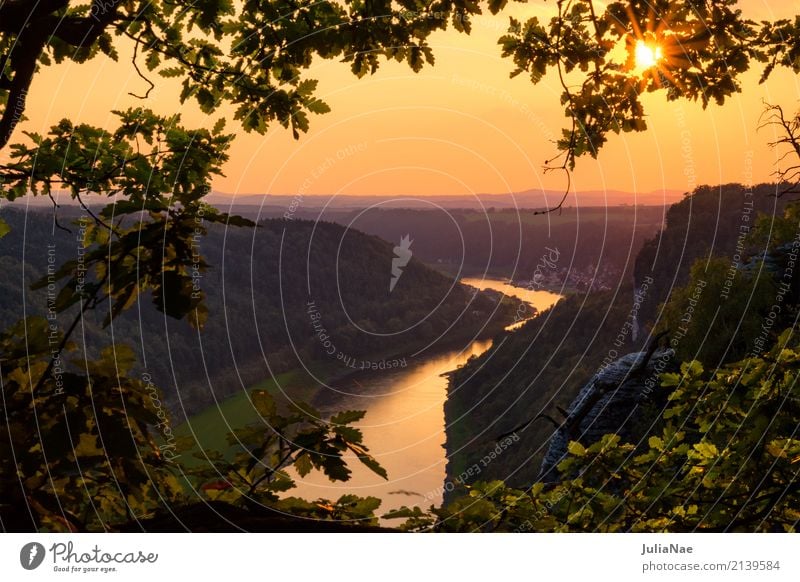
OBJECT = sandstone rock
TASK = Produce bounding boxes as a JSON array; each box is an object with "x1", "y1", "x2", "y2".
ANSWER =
[{"x1": 538, "y1": 348, "x2": 675, "y2": 482}]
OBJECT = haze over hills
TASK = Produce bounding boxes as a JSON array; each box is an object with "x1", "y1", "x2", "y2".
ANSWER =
[
  {"x1": 206, "y1": 188, "x2": 685, "y2": 211},
  {"x1": 6, "y1": 187, "x2": 684, "y2": 212},
  {"x1": 2, "y1": 191, "x2": 670, "y2": 304}
]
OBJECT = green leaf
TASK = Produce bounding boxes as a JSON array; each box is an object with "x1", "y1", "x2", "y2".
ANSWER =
[
  {"x1": 354, "y1": 452, "x2": 388, "y2": 480},
  {"x1": 251, "y1": 390, "x2": 276, "y2": 418},
  {"x1": 693, "y1": 442, "x2": 718, "y2": 459},
  {"x1": 330, "y1": 410, "x2": 365, "y2": 425},
  {"x1": 334, "y1": 425, "x2": 362, "y2": 443},
  {"x1": 212, "y1": 117, "x2": 227, "y2": 135},
  {"x1": 264, "y1": 473, "x2": 295, "y2": 493},
  {"x1": 320, "y1": 457, "x2": 351, "y2": 482},
  {"x1": 145, "y1": 50, "x2": 160, "y2": 71},
  {"x1": 567, "y1": 441, "x2": 586, "y2": 457},
  {"x1": 74, "y1": 433, "x2": 104, "y2": 458},
  {"x1": 294, "y1": 454, "x2": 313, "y2": 478},
  {"x1": 488, "y1": 0, "x2": 508, "y2": 14},
  {"x1": 683, "y1": 360, "x2": 704, "y2": 377},
  {"x1": 0, "y1": 217, "x2": 9, "y2": 239},
  {"x1": 383, "y1": 506, "x2": 426, "y2": 520},
  {"x1": 661, "y1": 372, "x2": 681, "y2": 387},
  {"x1": 159, "y1": 67, "x2": 184, "y2": 78},
  {"x1": 296, "y1": 79, "x2": 318, "y2": 97},
  {"x1": 306, "y1": 98, "x2": 331, "y2": 115}
]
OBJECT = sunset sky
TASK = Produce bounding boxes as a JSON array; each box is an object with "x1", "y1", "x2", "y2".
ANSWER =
[{"x1": 10, "y1": 0, "x2": 800, "y2": 202}]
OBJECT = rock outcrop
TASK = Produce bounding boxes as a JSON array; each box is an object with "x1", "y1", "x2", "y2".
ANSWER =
[{"x1": 538, "y1": 348, "x2": 676, "y2": 482}]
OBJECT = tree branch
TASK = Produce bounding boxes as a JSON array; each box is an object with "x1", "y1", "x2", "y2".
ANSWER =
[
  {"x1": 759, "y1": 102, "x2": 800, "y2": 196},
  {"x1": 0, "y1": 1, "x2": 126, "y2": 149},
  {"x1": 0, "y1": 0, "x2": 70, "y2": 32},
  {"x1": 128, "y1": 39, "x2": 155, "y2": 100}
]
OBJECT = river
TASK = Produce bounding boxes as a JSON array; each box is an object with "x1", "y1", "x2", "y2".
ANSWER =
[
  {"x1": 461, "y1": 277, "x2": 562, "y2": 330},
  {"x1": 287, "y1": 277, "x2": 561, "y2": 518}
]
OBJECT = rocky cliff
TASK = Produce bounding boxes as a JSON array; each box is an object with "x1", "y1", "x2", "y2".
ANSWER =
[{"x1": 538, "y1": 348, "x2": 676, "y2": 482}]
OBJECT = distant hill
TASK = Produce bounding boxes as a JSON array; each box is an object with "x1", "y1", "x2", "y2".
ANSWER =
[
  {"x1": 204, "y1": 189, "x2": 685, "y2": 210},
  {"x1": 442, "y1": 182, "x2": 788, "y2": 492},
  {"x1": 0, "y1": 208, "x2": 516, "y2": 419},
  {"x1": 634, "y1": 183, "x2": 789, "y2": 327},
  {"x1": 12, "y1": 188, "x2": 684, "y2": 211},
  {"x1": 5, "y1": 193, "x2": 673, "y2": 293},
  {"x1": 254, "y1": 205, "x2": 667, "y2": 292}
]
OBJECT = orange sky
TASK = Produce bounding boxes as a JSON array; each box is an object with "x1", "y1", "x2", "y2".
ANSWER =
[{"x1": 8, "y1": 0, "x2": 800, "y2": 201}]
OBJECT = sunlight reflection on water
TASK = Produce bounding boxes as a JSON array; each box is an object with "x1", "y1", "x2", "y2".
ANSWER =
[{"x1": 287, "y1": 278, "x2": 561, "y2": 517}]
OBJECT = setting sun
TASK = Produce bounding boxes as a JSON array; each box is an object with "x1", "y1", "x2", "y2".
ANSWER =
[{"x1": 634, "y1": 39, "x2": 663, "y2": 71}]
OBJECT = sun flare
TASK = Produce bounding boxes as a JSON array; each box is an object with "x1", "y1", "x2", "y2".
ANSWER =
[{"x1": 634, "y1": 40, "x2": 663, "y2": 71}]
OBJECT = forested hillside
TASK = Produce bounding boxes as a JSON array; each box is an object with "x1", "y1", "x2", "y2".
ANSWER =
[
  {"x1": 255, "y1": 205, "x2": 666, "y2": 291},
  {"x1": 443, "y1": 183, "x2": 790, "y2": 492},
  {"x1": 0, "y1": 207, "x2": 515, "y2": 419},
  {"x1": 634, "y1": 183, "x2": 789, "y2": 326},
  {"x1": 445, "y1": 289, "x2": 639, "y2": 493}
]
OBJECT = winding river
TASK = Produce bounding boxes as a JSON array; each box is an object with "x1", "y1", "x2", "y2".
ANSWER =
[{"x1": 288, "y1": 278, "x2": 562, "y2": 516}]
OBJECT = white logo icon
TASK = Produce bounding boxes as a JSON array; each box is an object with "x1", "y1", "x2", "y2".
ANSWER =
[{"x1": 390, "y1": 234, "x2": 413, "y2": 292}]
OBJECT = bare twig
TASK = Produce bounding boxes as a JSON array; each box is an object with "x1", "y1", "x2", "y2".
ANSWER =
[
  {"x1": 758, "y1": 102, "x2": 800, "y2": 196},
  {"x1": 128, "y1": 39, "x2": 155, "y2": 100},
  {"x1": 47, "y1": 192, "x2": 72, "y2": 234},
  {"x1": 74, "y1": 190, "x2": 116, "y2": 233},
  {"x1": 532, "y1": 0, "x2": 577, "y2": 216}
]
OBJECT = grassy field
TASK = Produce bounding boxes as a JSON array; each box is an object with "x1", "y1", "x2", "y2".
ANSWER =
[{"x1": 173, "y1": 369, "x2": 319, "y2": 466}]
